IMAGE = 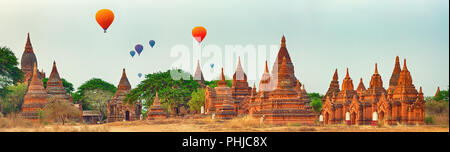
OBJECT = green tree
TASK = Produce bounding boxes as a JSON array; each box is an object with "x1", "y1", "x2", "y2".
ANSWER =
[
  {"x1": 42, "y1": 78, "x2": 74, "y2": 94},
  {"x1": 0, "y1": 84, "x2": 27, "y2": 115},
  {"x1": 83, "y1": 89, "x2": 113, "y2": 120},
  {"x1": 73, "y1": 78, "x2": 117, "y2": 110},
  {"x1": 205, "y1": 75, "x2": 232, "y2": 88},
  {"x1": 310, "y1": 98, "x2": 323, "y2": 113},
  {"x1": 187, "y1": 88, "x2": 205, "y2": 113},
  {"x1": 42, "y1": 96, "x2": 80, "y2": 125},
  {"x1": 125, "y1": 69, "x2": 199, "y2": 114},
  {"x1": 0, "y1": 47, "x2": 23, "y2": 97},
  {"x1": 308, "y1": 93, "x2": 323, "y2": 100}
]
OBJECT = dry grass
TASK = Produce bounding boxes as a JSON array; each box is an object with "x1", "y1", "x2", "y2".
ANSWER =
[
  {"x1": 0, "y1": 113, "x2": 35, "y2": 128},
  {"x1": 224, "y1": 115, "x2": 262, "y2": 129},
  {"x1": 1, "y1": 114, "x2": 448, "y2": 132}
]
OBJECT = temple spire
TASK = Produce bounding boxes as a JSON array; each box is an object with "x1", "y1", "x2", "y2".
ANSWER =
[
  {"x1": 236, "y1": 56, "x2": 243, "y2": 72},
  {"x1": 375, "y1": 63, "x2": 378, "y2": 74},
  {"x1": 333, "y1": 68, "x2": 338, "y2": 81},
  {"x1": 25, "y1": 33, "x2": 33, "y2": 53},
  {"x1": 402, "y1": 58, "x2": 408, "y2": 71},
  {"x1": 281, "y1": 35, "x2": 286, "y2": 47},
  {"x1": 264, "y1": 60, "x2": 269, "y2": 73},
  {"x1": 345, "y1": 68, "x2": 350, "y2": 79},
  {"x1": 435, "y1": 86, "x2": 441, "y2": 98}
]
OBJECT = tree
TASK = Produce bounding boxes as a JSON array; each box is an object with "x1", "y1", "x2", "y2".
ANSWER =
[
  {"x1": 0, "y1": 84, "x2": 27, "y2": 115},
  {"x1": 83, "y1": 89, "x2": 113, "y2": 120},
  {"x1": 42, "y1": 96, "x2": 80, "y2": 125},
  {"x1": 0, "y1": 47, "x2": 23, "y2": 97},
  {"x1": 310, "y1": 98, "x2": 323, "y2": 113},
  {"x1": 125, "y1": 69, "x2": 199, "y2": 114},
  {"x1": 205, "y1": 75, "x2": 232, "y2": 88},
  {"x1": 42, "y1": 78, "x2": 74, "y2": 94},
  {"x1": 187, "y1": 88, "x2": 205, "y2": 113},
  {"x1": 73, "y1": 78, "x2": 116, "y2": 110},
  {"x1": 308, "y1": 93, "x2": 324, "y2": 100}
]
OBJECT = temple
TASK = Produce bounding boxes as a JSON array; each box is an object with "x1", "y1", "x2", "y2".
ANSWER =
[
  {"x1": 321, "y1": 57, "x2": 426, "y2": 125},
  {"x1": 21, "y1": 63, "x2": 48, "y2": 122},
  {"x1": 147, "y1": 92, "x2": 168, "y2": 119},
  {"x1": 20, "y1": 34, "x2": 79, "y2": 122},
  {"x1": 205, "y1": 36, "x2": 316, "y2": 124},
  {"x1": 107, "y1": 68, "x2": 142, "y2": 122},
  {"x1": 46, "y1": 61, "x2": 72, "y2": 102},
  {"x1": 21, "y1": 33, "x2": 45, "y2": 85}
]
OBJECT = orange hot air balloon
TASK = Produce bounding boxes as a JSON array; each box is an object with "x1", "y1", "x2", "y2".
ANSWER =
[
  {"x1": 95, "y1": 9, "x2": 115, "y2": 33},
  {"x1": 192, "y1": 26, "x2": 207, "y2": 43}
]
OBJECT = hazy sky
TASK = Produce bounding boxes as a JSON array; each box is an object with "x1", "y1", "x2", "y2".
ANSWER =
[{"x1": 0, "y1": 0, "x2": 448, "y2": 96}]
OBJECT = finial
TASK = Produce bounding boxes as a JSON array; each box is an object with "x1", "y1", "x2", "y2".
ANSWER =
[
  {"x1": 281, "y1": 35, "x2": 286, "y2": 47},
  {"x1": 403, "y1": 58, "x2": 407, "y2": 70},
  {"x1": 302, "y1": 84, "x2": 305, "y2": 90},
  {"x1": 345, "y1": 67, "x2": 350, "y2": 78},
  {"x1": 264, "y1": 60, "x2": 269, "y2": 73},
  {"x1": 396, "y1": 56, "x2": 399, "y2": 63},
  {"x1": 419, "y1": 86, "x2": 423, "y2": 93},
  {"x1": 375, "y1": 63, "x2": 378, "y2": 74}
]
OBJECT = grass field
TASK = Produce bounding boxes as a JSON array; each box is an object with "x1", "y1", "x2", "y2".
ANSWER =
[{"x1": 1, "y1": 115, "x2": 448, "y2": 132}]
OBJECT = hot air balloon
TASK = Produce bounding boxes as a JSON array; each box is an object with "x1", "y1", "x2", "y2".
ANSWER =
[
  {"x1": 210, "y1": 63, "x2": 214, "y2": 68},
  {"x1": 138, "y1": 73, "x2": 142, "y2": 78},
  {"x1": 192, "y1": 26, "x2": 207, "y2": 43},
  {"x1": 95, "y1": 9, "x2": 115, "y2": 33},
  {"x1": 135, "y1": 44, "x2": 143, "y2": 56},
  {"x1": 149, "y1": 40, "x2": 155, "y2": 48},
  {"x1": 130, "y1": 50, "x2": 136, "y2": 57}
]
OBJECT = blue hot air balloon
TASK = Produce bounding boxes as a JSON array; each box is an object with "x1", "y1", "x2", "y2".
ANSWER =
[
  {"x1": 210, "y1": 63, "x2": 214, "y2": 68},
  {"x1": 149, "y1": 40, "x2": 155, "y2": 48},
  {"x1": 130, "y1": 50, "x2": 136, "y2": 57},
  {"x1": 135, "y1": 44, "x2": 143, "y2": 56},
  {"x1": 138, "y1": 73, "x2": 142, "y2": 78}
]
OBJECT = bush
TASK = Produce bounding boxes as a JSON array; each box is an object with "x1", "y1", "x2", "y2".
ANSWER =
[{"x1": 425, "y1": 116, "x2": 434, "y2": 125}]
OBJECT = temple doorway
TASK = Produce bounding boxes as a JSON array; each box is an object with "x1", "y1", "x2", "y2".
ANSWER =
[
  {"x1": 125, "y1": 111, "x2": 130, "y2": 121},
  {"x1": 379, "y1": 111, "x2": 385, "y2": 123},
  {"x1": 324, "y1": 112, "x2": 330, "y2": 124},
  {"x1": 350, "y1": 112, "x2": 356, "y2": 125}
]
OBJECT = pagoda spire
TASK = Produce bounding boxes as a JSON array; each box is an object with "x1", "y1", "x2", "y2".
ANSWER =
[
  {"x1": 341, "y1": 67, "x2": 354, "y2": 91},
  {"x1": 194, "y1": 59, "x2": 205, "y2": 83},
  {"x1": 375, "y1": 63, "x2": 378, "y2": 74},
  {"x1": 116, "y1": 68, "x2": 131, "y2": 95},
  {"x1": 435, "y1": 86, "x2": 441, "y2": 98},
  {"x1": 25, "y1": 33, "x2": 33, "y2": 53},
  {"x1": 281, "y1": 35, "x2": 286, "y2": 48},
  {"x1": 264, "y1": 60, "x2": 269, "y2": 73},
  {"x1": 153, "y1": 92, "x2": 160, "y2": 106},
  {"x1": 218, "y1": 67, "x2": 227, "y2": 87},
  {"x1": 402, "y1": 58, "x2": 408, "y2": 71},
  {"x1": 345, "y1": 68, "x2": 350, "y2": 79},
  {"x1": 333, "y1": 68, "x2": 338, "y2": 81}
]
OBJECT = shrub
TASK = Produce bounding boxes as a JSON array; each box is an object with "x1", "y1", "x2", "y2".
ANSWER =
[{"x1": 425, "y1": 116, "x2": 434, "y2": 125}]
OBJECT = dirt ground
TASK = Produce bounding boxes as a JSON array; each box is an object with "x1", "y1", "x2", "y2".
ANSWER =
[{"x1": 1, "y1": 116, "x2": 448, "y2": 132}]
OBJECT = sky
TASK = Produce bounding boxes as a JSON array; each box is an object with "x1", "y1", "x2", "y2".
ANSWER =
[{"x1": 0, "y1": 0, "x2": 448, "y2": 96}]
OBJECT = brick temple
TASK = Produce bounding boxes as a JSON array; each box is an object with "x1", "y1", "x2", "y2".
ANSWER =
[
  {"x1": 20, "y1": 34, "x2": 80, "y2": 122},
  {"x1": 147, "y1": 92, "x2": 168, "y2": 119},
  {"x1": 106, "y1": 68, "x2": 142, "y2": 122},
  {"x1": 321, "y1": 56, "x2": 426, "y2": 125},
  {"x1": 205, "y1": 36, "x2": 316, "y2": 124}
]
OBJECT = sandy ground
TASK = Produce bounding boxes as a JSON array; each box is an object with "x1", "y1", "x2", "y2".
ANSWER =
[{"x1": 2, "y1": 117, "x2": 447, "y2": 132}]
